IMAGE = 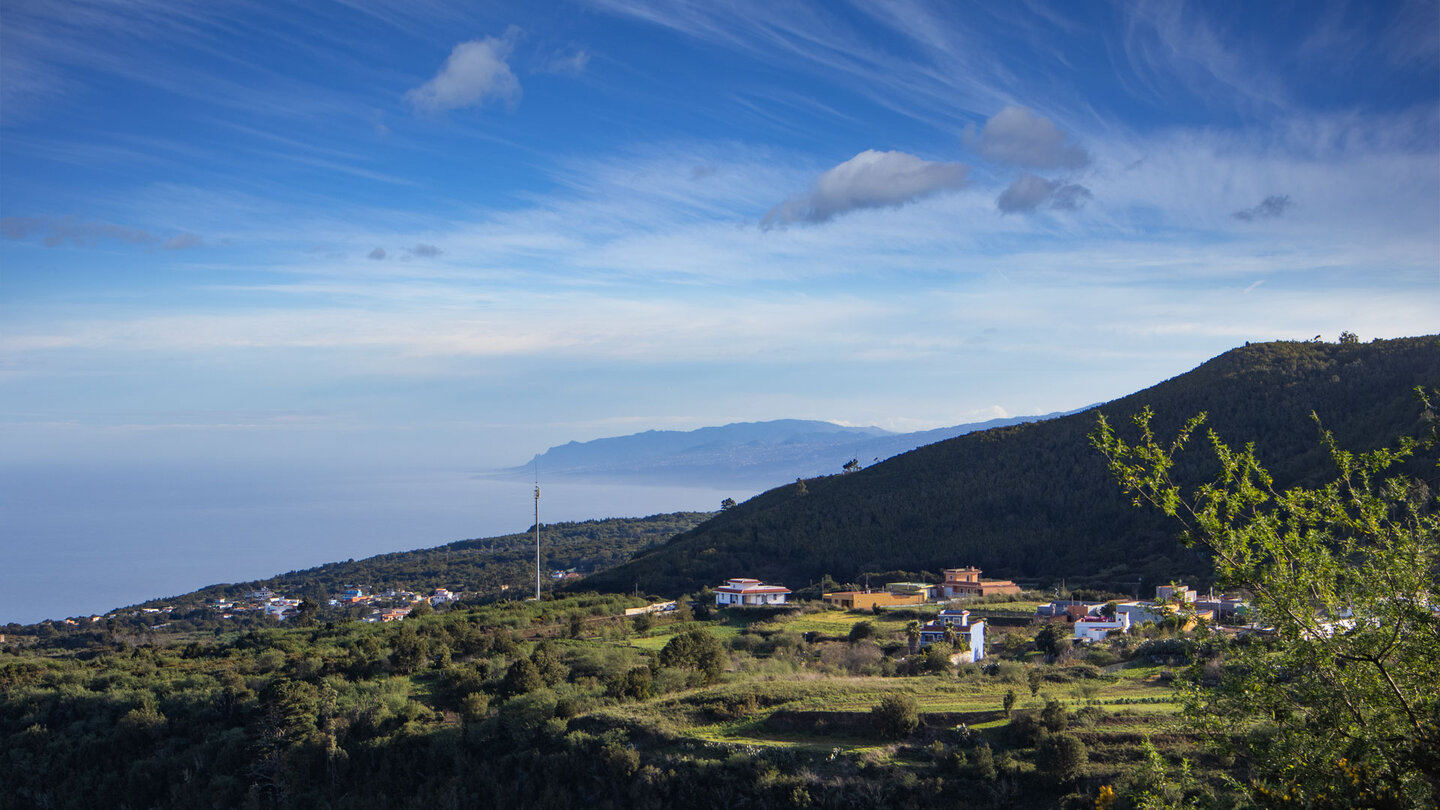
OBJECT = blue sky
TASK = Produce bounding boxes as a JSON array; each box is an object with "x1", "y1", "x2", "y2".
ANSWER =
[{"x1": 3, "y1": 0, "x2": 1439, "y2": 472}]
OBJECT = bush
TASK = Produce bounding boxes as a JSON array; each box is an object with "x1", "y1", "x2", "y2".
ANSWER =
[
  {"x1": 500, "y1": 658, "x2": 544, "y2": 698},
  {"x1": 1083, "y1": 647, "x2": 1120, "y2": 668},
  {"x1": 1005, "y1": 710, "x2": 1043, "y2": 747},
  {"x1": 1035, "y1": 732, "x2": 1088, "y2": 783},
  {"x1": 659, "y1": 628, "x2": 725, "y2": 683},
  {"x1": 847, "y1": 621, "x2": 877, "y2": 644},
  {"x1": 459, "y1": 692, "x2": 490, "y2": 723},
  {"x1": 970, "y1": 743, "x2": 998, "y2": 781},
  {"x1": 871, "y1": 693, "x2": 920, "y2": 739},
  {"x1": 606, "y1": 666, "x2": 653, "y2": 701},
  {"x1": 1041, "y1": 698, "x2": 1069, "y2": 732}
]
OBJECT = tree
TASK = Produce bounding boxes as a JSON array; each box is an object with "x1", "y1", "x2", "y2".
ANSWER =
[
  {"x1": 390, "y1": 624, "x2": 428, "y2": 674},
  {"x1": 1092, "y1": 396, "x2": 1439, "y2": 807},
  {"x1": 1034, "y1": 624, "x2": 1069, "y2": 662},
  {"x1": 970, "y1": 743, "x2": 998, "y2": 781},
  {"x1": 1035, "y1": 732, "x2": 1088, "y2": 784},
  {"x1": 1040, "y1": 697, "x2": 1068, "y2": 732},
  {"x1": 294, "y1": 598, "x2": 319, "y2": 627},
  {"x1": 919, "y1": 642, "x2": 953, "y2": 675},
  {"x1": 659, "y1": 627, "x2": 725, "y2": 683},
  {"x1": 530, "y1": 641, "x2": 568, "y2": 686},
  {"x1": 720, "y1": 497, "x2": 737, "y2": 511},
  {"x1": 871, "y1": 693, "x2": 920, "y2": 739},
  {"x1": 904, "y1": 620, "x2": 922, "y2": 654},
  {"x1": 500, "y1": 658, "x2": 544, "y2": 698},
  {"x1": 1026, "y1": 667, "x2": 1044, "y2": 698},
  {"x1": 843, "y1": 458, "x2": 860, "y2": 474},
  {"x1": 848, "y1": 620, "x2": 877, "y2": 644},
  {"x1": 1338, "y1": 330, "x2": 1360, "y2": 345}
]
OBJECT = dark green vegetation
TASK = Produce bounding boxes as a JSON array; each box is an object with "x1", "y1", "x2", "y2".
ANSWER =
[
  {"x1": 2, "y1": 592, "x2": 1231, "y2": 810},
  {"x1": 185, "y1": 513, "x2": 699, "y2": 608},
  {"x1": 586, "y1": 337, "x2": 1440, "y2": 596},
  {"x1": 1095, "y1": 389, "x2": 1440, "y2": 807}
]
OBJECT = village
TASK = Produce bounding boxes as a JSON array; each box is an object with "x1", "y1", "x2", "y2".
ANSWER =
[{"x1": 692, "y1": 564, "x2": 1251, "y2": 664}]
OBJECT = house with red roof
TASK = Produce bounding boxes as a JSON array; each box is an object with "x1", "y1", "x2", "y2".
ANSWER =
[{"x1": 714, "y1": 577, "x2": 791, "y2": 607}]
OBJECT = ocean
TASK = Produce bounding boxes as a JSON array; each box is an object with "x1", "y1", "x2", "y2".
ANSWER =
[{"x1": 0, "y1": 462, "x2": 752, "y2": 625}]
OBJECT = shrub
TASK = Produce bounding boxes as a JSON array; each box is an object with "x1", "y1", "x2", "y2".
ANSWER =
[
  {"x1": 500, "y1": 658, "x2": 544, "y2": 698},
  {"x1": 971, "y1": 743, "x2": 998, "y2": 781},
  {"x1": 847, "y1": 621, "x2": 877, "y2": 644},
  {"x1": 1005, "y1": 710, "x2": 1043, "y2": 747},
  {"x1": 871, "y1": 693, "x2": 920, "y2": 739},
  {"x1": 459, "y1": 692, "x2": 490, "y2": 723},
  {"x1": 659, "y1": 628, "x2": 725, "y2": 683},
  {"x1": 606, "y1": 666, "x2": 653, "y2": 702},
  {"x1": 1035, "y1": 732, "x2": 1088, "y2": 783},
  {"x1": 1041, "y1": 698, "x2": 1069, "y2": 732}
]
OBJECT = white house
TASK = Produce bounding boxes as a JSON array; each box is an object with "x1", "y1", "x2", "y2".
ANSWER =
[
  {"x1": 714, "y1": 578, "x2": 791, "y2": 607},
  {"x1": 917, "y1": 609, "x2": 987, "y2": 663},
  {"x1": 1073, "y1": 613, "x2": 1131, "y2": 642},
  {"x1": 1115, "y1": 601, "x2": 1166, "y2": 626}
]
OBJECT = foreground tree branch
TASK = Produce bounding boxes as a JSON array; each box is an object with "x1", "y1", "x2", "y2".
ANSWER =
[{"x1": 1091, "y1": 390, "x2": 1440, "y2": 808}]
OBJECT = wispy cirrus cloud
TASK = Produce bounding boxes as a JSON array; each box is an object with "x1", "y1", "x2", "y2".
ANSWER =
[
  {"x1": 1, "y1": 215, "x2": 202, "y2": 250},
  {"x1": 537, "y1": 49, "x2": 590, "y2": 76},
  {"x1": 1232, "y1": 195, "x2": 1293, "y2": 221}
]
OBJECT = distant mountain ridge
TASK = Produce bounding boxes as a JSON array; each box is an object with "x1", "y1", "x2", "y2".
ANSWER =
[
  {"x1": 580, "y1": 336, "x2": 1440, "y2": 597},
  {"x1": 509, "y1": 413, "x2": 1079, "y2": 487}
]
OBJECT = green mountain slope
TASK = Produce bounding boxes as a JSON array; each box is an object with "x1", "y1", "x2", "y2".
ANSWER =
[
  {"x1": 122, "y1": 513, "x2": 710, "y2": 621},
  {"x1": 583, "y1": 337, "x2": 1440, "y2": 595}
]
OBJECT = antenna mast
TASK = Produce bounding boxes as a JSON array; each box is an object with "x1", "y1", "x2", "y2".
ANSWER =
[{"x1": 534, "y1": 466, "x2": 542, "y2": 601}]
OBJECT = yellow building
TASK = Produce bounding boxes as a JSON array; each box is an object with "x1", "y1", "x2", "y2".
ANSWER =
[{"x1": 822, "y1": 590, "x2": 926, "y2": 610}]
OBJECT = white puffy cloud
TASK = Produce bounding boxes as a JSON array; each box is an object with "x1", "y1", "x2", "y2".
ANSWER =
[
  {"x1": 996, "y1": 173, "x2": 1092, "y2": 214},
  {"x1": 966, "y1": 106, "x2": 1089, "y2": 169},
  {"x1": 762, "y1": 149, "x2": 969, "y2": 227},
  {"x1": 405, "y1": 29, "x2": 521, "y2": 113}
]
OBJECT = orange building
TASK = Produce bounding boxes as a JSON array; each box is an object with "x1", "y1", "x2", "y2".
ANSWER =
[
  {"x1": 938, "y1": 566, "x2": 1021, "y2": 599},
  {"x1": 822, "y1": 590, "x2": 926, "y2": 610}
]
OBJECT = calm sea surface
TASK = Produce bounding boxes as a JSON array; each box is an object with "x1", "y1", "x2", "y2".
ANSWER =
[{"x1": 0, "y1": 462, "x2": 752, "y2": 625}]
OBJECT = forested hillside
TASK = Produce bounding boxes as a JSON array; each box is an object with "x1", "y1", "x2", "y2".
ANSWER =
[
  {"x1": 118, "y1": 513, "x2": 710, "y2": 624},
  {"x1": 584, "y1": 337, "x2": 1440, "y2": 596}
]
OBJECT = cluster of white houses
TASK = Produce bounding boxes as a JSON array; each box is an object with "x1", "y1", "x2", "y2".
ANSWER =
[
  {"x1": 711, "y1": 574, "x2": 992, "y2": 664},
  {"x1": 710, "y1": 569, "x2": 1250, "y2": 661},
  {"x1": 1036, "y1": 584, "x2": 1252, "y2": 643}
]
